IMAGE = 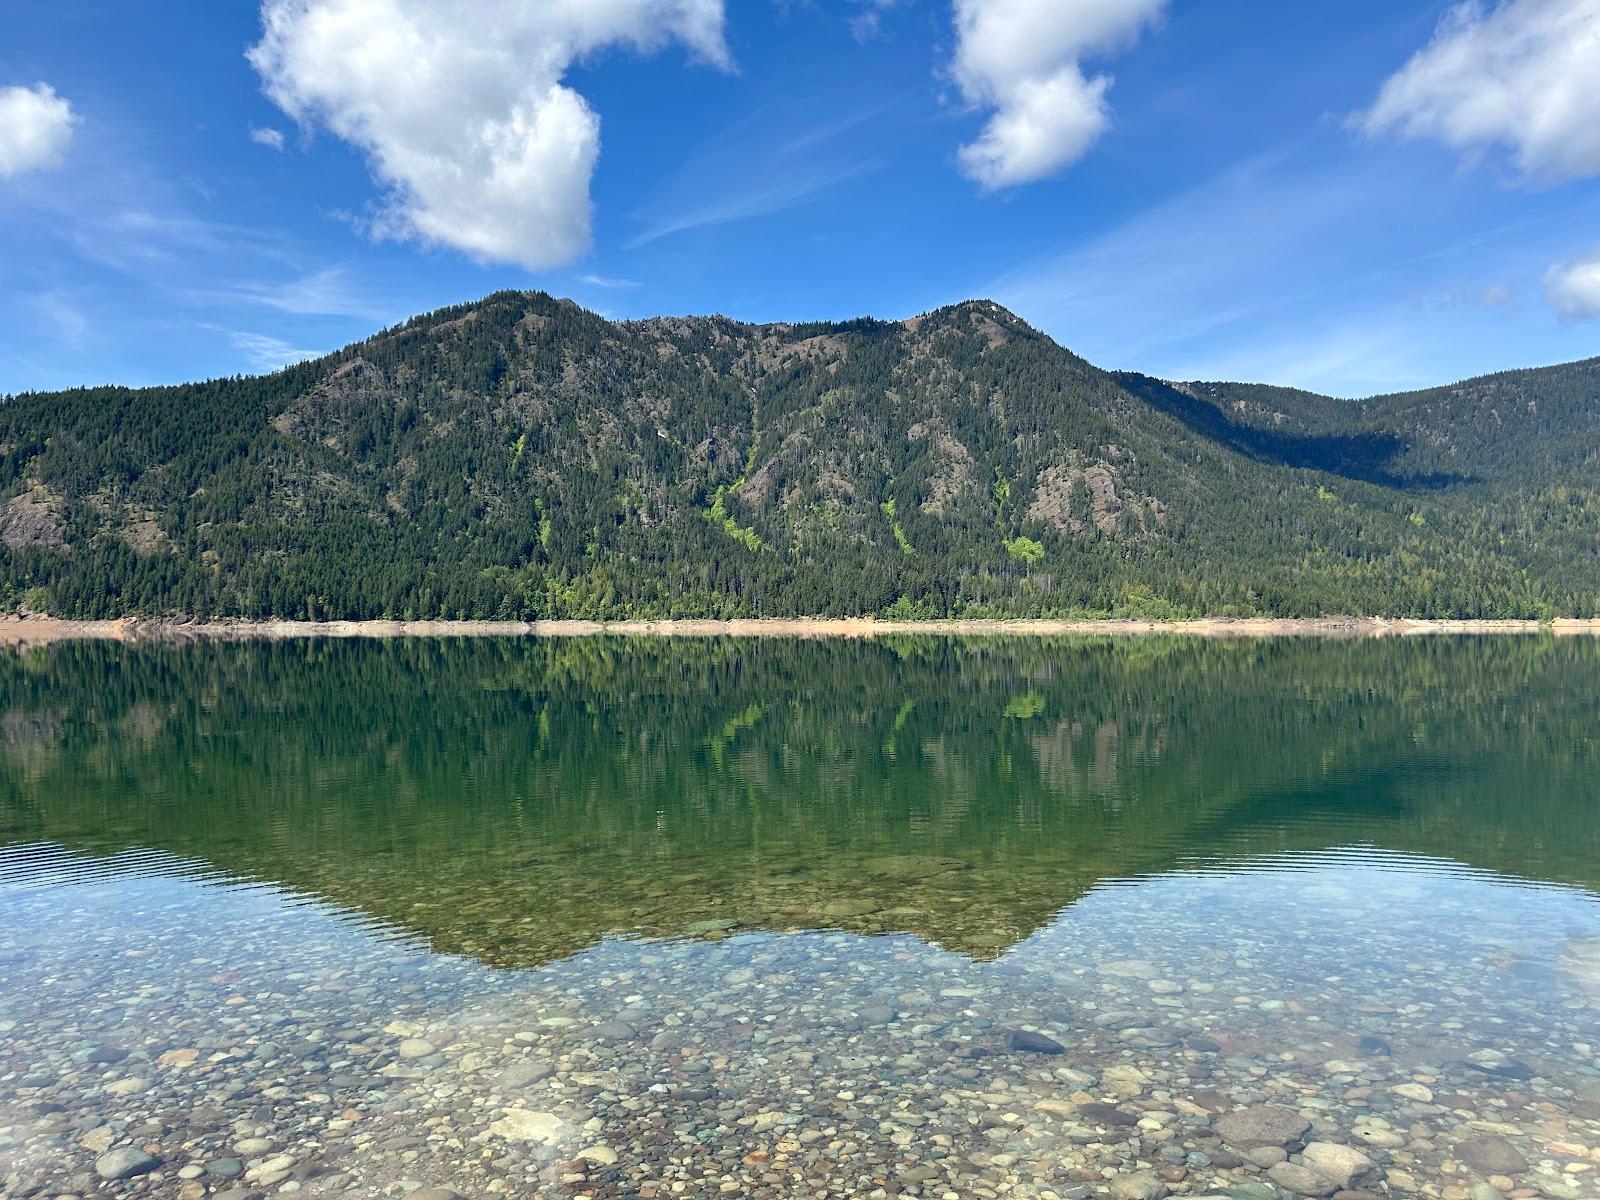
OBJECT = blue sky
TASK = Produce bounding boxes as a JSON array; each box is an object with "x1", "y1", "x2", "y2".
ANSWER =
[{"x1": 2, "y1": 0, "x2": 1599, "y2": 397}]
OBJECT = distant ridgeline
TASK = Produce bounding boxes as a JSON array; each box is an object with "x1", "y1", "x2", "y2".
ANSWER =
[{"x1": 3, "y1": 290, "x2": 1600, "y2": 619}]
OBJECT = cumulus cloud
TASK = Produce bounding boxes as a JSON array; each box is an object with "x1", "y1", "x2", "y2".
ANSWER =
[
  {"x1": 250, "y1": 126, "x2": 287, "y2": 151},
  {"x1": 249, "y1": 0, "x2": 729, "y2": 270},
  {"x1": 1547, "y1": 253, "x2": 1600, "y2": 318},
  {"x1": 951, "y1": 0, "x2": 1165, "y2": 188},
  {"x1": 1360, "y1": 0, "x2": 1600, "y2": 181},
  {"x1": 0, "y1": 83, "x2": 78, "y2": 178}
]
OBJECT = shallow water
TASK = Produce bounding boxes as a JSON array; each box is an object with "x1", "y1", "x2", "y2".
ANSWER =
[{"x1": 1, "y1": 637, "x2": 1598, "y2": 1200}]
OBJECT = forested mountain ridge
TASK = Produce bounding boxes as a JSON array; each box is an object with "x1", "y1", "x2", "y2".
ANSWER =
[{"x1": 2, "y1": 290, "x2": 1598, "y2": 619}]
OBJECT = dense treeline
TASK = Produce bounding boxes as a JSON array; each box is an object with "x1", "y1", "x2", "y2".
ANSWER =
[{"x1": 2, "y1": 291, "x2": 1599, "y2": 619}]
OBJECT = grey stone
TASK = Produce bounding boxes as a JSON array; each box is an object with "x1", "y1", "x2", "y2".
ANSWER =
[
  {"x1": 1009, "y1": 1029, "x2": 1065, "y2": 1054},
  {"x1": 1455, "y1": 1134, "x2": 1526, "y2": 1175},
  {"x1": 1301, "y1": 1142, "x2": 1379, "y2": 1190},
  {"x1": 498, "y1": 1061, "x2": 554, "y2": 1089},
  {"x1": 682, "y1": 919, "x2": 738, "y2": 934},
  {"x1": 1215, "y1": 1105, "x2": 1311, "y2": 1150},
  {"x1": 206, "y1": 1158, "x2": 244, "y2": 1179},
  {"x1": 1078, "y1": 1102, "x2": 1138, "y2": 1127},
  {"x1": 1108, "y1": 1171, "x2": 1169, "y2": 1200},
  {"x1": 1266, "y1": 1161, "x2": 1338, "y2": 1196},
  {"x1": 94, "y1": 1148, "x2": 161, "y2": 1181}
]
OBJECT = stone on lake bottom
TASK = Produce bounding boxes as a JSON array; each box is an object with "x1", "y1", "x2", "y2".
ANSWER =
[
  {"x1": 1214, "y1": 1104, "x2": 1311, "y2": 1149},
  {"x1": 1108, "y1": 1170, "x2": 1169, "y2": 1200},
  {"x1": 1301, "y1": 1142, "x2": 1380, "y2": 1189},
  {"x1": 1078, "y1": 1101, "x2": 1139, "y2": 1127},
  {"x1": 1455, "y1": 1133, "x2": 1527, "y2": 1175},
  {"x1": 95, "y1": 1147, "x2": 162, "y2": 1181},
  {"x1": 1266, "y1": 1160, "x2": 1338, "y2": 1196},
  {"x1": 1009, "y1": 1028, "x2": 1064, "y2": 1054},
  {"x1": 498, "y1": 1060, "x2": 554, "y2": 1088},
  {"x1": 488, "y1": 1108, "x2": 573, "y2": 1145}
]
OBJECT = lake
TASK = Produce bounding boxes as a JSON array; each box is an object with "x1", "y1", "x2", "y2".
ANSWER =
[{"x1": 2, "y1": 637, "x2": 1598, "y2": 1200}]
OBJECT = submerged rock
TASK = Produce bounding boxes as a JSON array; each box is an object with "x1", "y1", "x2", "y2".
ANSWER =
[
  {"x1": 1301, "y1": 1142, "x2": 1379, "y2": 1189},
  {"x1": 1215, "y1": 1105, "x2": 1311, "y2": 1149},
  {"x1": 95, "y1": 1147, "x2": 161, "y2": 1181},
  {"x1": 1266, "y1": 1161, "x2": 1337, "y2": 1196},
  {"x1": 1455, "y1": 1133, "x2": 1527, "y2": 1175},
  {"x1": 488, "y1": 1108, "x2": 573, "y2": 1145},
  {"x1": 1108, "y1": 1170, "x2": 1169, "y2": 1200}
]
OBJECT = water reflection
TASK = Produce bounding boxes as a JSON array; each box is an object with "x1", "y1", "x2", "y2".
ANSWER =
[
  {"x1": 2, "y1": 637, "x2": 1598, "y2": 964},
  {"x1": 1, "y1": 638, "x2": 1598, "y2": 1199}
]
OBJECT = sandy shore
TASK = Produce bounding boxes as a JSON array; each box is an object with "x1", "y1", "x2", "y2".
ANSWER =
[{"x1": 3, "y1": 614, "x2": 1600, "y2": 644}]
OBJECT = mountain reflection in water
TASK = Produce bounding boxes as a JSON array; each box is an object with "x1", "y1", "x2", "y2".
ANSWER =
[{"x1": 2, "y1": 636, "x2": 1597, "y2": 966}]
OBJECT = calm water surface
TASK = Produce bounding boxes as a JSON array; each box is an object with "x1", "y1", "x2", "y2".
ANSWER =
[{"x1": 1, "y1": 637, "x2": 1598, "y2": 1200}]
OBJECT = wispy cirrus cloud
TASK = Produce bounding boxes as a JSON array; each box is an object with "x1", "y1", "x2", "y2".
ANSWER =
[
  {"x1": 849, "y1": 0, "x2": 900, "y2": 42},
  {"x1": 985, "y1": 138, "x2": 1569, "y2": 395},
  {"x1": 627, "y1": 104, "x2": 888, "y2": 247},
  {"x1": 204, "y1": 325, "x2": 327, "y2": 371},
  {"x1": 193, "y1": 265, "x2": 383, "y2": 320},
  {"x1": 30, "y1": 289, "x2": 89, "y2": 346},
  {"x1": 578, "y1": 273, "x2": 641, "y2": 289}
]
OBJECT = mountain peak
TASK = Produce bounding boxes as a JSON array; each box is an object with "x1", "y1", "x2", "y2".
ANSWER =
[{"x1": 899, "y1": 298, "x2": 1032, "y2": 335}]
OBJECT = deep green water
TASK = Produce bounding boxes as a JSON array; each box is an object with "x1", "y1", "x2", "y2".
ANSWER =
[{"x1": 2, "y1": 637, "x2": 1599, "y2": 1199}]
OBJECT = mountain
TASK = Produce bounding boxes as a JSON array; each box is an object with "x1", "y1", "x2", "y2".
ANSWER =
[{"x1": 1, "y1": 290, "x2": 1597, "y2": 619}]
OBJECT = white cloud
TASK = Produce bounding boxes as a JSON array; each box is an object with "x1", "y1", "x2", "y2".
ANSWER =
[
  {"x1": 214, "y1": 327, "x2": 327, "y2": 371},
  {"x1": 218, "y1": 265, "x2": 380, "y2": 318},
  {"x1": 850, "y1": 0, "x2": 899, "y2": 41},
  {"x1": 32, "y1": 290, "x2": 89, "y2": 345},
  {"x1": 1546, "y1": 253, "x2": 1600, "y2": 318},
  {"x1": 0, "y1": 83, "x2": 78, "y2": 178},
  {"x1": 1361, "y1": 0, "x2": 1600, "y2": 181},
  {"x1": 251, "y1": 126, "x2": 287, "y2": 151},
  {"x1": 249, "y1": 0, "x2": 729, "y2": 270},
  {"x1": 951, "y1": 0, "x2": 1165, "y2": 188}
]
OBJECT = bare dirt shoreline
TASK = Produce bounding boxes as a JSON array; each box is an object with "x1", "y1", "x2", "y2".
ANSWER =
[{"x1": 4, "y1": 614, "x2": 1600, "y2": 644}]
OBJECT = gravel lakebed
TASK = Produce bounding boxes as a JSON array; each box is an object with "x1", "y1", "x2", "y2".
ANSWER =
[{"x1": 2, "y1": 857, "x2": 1598, "y2": 1200}]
